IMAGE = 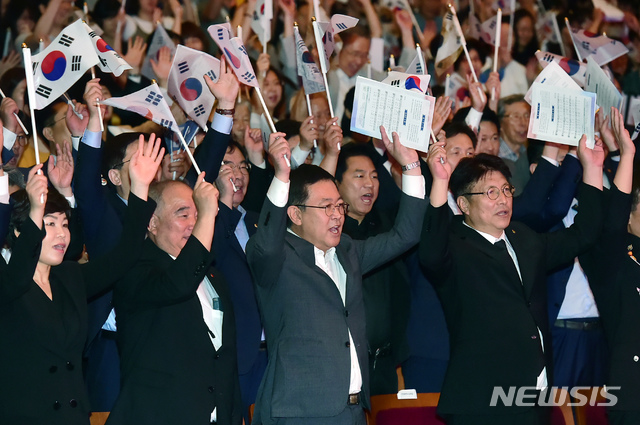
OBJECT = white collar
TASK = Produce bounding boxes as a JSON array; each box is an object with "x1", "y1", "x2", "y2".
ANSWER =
[{"x1": 462, "y1": 220, "x2": 507, "y2": 245}]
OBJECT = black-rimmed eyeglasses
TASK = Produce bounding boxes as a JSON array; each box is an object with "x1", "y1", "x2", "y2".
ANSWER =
[
  {"x1": 295, "y1": 203, "x2": 349, "y2": 216},
  {"x1": 462, "y1": 184, "x2": 515, "y2": 200}
]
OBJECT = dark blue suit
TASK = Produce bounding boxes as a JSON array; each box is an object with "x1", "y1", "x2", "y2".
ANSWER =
[{"x1": 213, "y1": 203, "x2": 266, "y2": 421}]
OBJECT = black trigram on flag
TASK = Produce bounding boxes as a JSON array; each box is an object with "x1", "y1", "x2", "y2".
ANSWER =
[
  {"x1": 193, "y1": 104, "x2": 206, "y2": 117},
  {"x1": 71, "y1": 56, "x2": 82, "y2": 72},
  {"x1": 99, "y1": 57, "x2": 108, "y2": 67},
  {"x1": 160, "y1": 119, "x2": 173, "y2": 129},
  {"x1": 206, "y1": 70, "x2": 217, "y2": 81},
  {"x1": 59, "y1": 34, "x2": 75, "y2": 47},
  {"x1": 36, "y1": 84, "x2": 52, "y2": 98},
  {"x1": 240, "y1": 71, "x2": 255, "y2": 83},
  {"x1": 178, "y1": 61, "x2": 189, "y2": 74},
  {"x1": 32, "y1": 62, "x2": 39, "y2": 73},
  {"x1": 88, "y1": 31, "x2": 97, "y2": 38},
  {"x1": 390, "y1": 80, "x2": 401, "y2": 87},
  {"x1": 145, "y1": 91, "x2": 163, "y2": 106},
  {"x1": 335, "y1": 22, "x2": 347, "y2": 30}
]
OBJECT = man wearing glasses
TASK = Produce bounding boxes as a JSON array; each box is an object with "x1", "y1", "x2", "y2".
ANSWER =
[
  {"x1": 498, "y1": 95, "x2": 532, "y2": 196},
  {"x1": 420, "y1": 141, "x2": 605, "y2": 425},
  {"x1": 247, "y1": 128, "x2": 427, "y2": 425}
]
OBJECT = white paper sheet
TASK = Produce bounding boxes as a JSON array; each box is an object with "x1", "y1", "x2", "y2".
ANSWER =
[
  {"x1": 528, "y1": 82, "x2": 596, "y2": 148},
  {"x1": 585, "y1": 56, "x2": 623, "y2": 118},
  {"x1": 350, "y1": 76, "x2": 434, "y2": 153},
  {"x1": 525, "y1": 61, "x2": 582, "y2": 104}
]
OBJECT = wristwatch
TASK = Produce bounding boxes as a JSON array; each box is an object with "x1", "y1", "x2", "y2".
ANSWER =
[{"x1": 401, "y1": 161, "x2": 420, "y2": 172}]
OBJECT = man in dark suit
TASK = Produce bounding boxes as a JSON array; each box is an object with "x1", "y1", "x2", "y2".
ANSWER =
[
  {"x1": 107, "y1": 176, "x2": 242, "y2": 425},
  {"x1": 419, "y1": 136, "x2": 605, "y2": 425},
  {"x1": 246, "y1": 129, "x2": 427, "y2": 425},
  {"x1": 214, "y1": 141, "x2": 266, "y2": 422},
  {"x1": 75, "y1": 73, "x2": 238, "y2": 411}
]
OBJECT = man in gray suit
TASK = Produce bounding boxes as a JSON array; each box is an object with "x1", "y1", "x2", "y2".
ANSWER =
[{"x1": 246, "y1": 129, "x2": 427, "y2": 424}]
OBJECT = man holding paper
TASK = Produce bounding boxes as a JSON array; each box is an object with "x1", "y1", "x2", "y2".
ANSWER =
[
  {"x1": 420, "y1": 135, "x2": 605, "y2": 425},
  {"x1": 246, "y1": 128, "x2": 427, "y2": 424}
]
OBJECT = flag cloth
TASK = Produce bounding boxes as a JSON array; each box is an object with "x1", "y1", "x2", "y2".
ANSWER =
[
  {"x1": 493, "y1": 0, "x2": 513, "y2": 14},
  {"x1": 312, "y1": 14, "x2": 359, "y2": 73},
  {"x1": 141, "y1": 25, "x2": 177, "y2": 81},
  {"x1": 480, "y1": 14, "x2": 499, "y2": 45},
  {"x1": 102, "y1": 82, "x2": 179, "y2": 131},
  {"x1": 83, "y1": 22, "x2": 131, "y2": 77},
  {"x1": 536, "y1": 11, "x2": 560, "y2": 44},
  {"x1": 405, "y1": 48, "x2": 426, "y2": 75},
  {"x1": 468, "y1": 13, "x2": 483, "y2": 40},
  {"x1": 294, "y1": 26, "x2": 325, "y2": 94},
  {"x1": 536, "y1": 51, "x2": 587, "y2": 86},
  {"x1": 30, "y1": 19, "x2": 99, "y2": 110},
  {"x1": 382, "y1": 71, "x2": 430, "y2": 93},
  {"x1": 208, "y1": 23, "x2": 260, "y2": 87},
  {"x1": 435, "y1": 10, "x2": 463, "y2": 76},
  {"x1": 569, "y1": 28, "x2": 629, "y2": 66},
  {"x1": 168, "y1": 45, "x2": 220, "y2": 130},
  {"x1": 251, "y1": 0, "x2": 272, "y2": 46}
]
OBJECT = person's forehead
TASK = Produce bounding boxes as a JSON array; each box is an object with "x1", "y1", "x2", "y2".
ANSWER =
[
  {"x1": 472, "y1": 171, "x2": 508, "y2": 190},
  {"x1": 224, "y1": 148, "x2": 246, "y2": 163},
  {"x1": 446, "y1": 133, "x2": 473, "y2": 149},
  {"x1": 307, "y1": 180, "x2": 341, "y2": 203},
  {"x1": 479, "y1": 121, "x2": 498, "y2": 134},
  {"x1": 346, "y1": 155, "x2": 376, "y2": 172},
  {"x1": 505, "y1": 102, "x2": 530, "y2": 113},
  {"x1": 158, "y1": 185, "x2": 194, "y2": 215}
]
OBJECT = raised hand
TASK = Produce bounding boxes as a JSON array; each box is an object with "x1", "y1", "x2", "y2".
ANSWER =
[
  {"x1": 256, "y1": 53, "x2": 270, "y2": 79},
  {"x1": 577, "y1": 134, "x2": 605, "y2": 190},
  {"x1": 26, "y1": 164, "x2": 48, "y2": 227},
  {"x1": 193, "y1": 171, "x2": 219, "y2": 219},
  {"x1": 432, "y1": 96, "x2": 452, "y2": 135},
  {"x1": 485, "y1": 71, "x2": 501, "y2": 112},
  {"x1": 466, "y1": 73, "x2": 486, "y2": 112},
  {"x1": 65, "y1": 99, "x2": 89, "y2": 137},
  {"x1": 595, "y1": 108, "x2": 616, "y2": 153},
  {"x1": 323, "y1": 116, "x2": 342, "y2": 156},
  {"x1": 215, "y1": 162, "x2": 238, "y2": 209},
  {"x1": 129, "y1": 133, "x2": 165, "y2": 200},
  {"x1": 123, "y1": 37, "x2": 147, "y2": 74},
  {"x1": 150, "y1": 46, "x2": 173, "y2": 86},
  {"x1": 244, "y1": 126, "x2": 265, "y2": 165},
  {"x1": 299, "y1": 116, "x2": 319, "y2": 151},
  {"x1": 47, "y1": 141, "x2": 74, "y2": 197},
  {"x1": 380, "y1": 126, "x2": 419, "y2": 171},
  {"x1": 610, "y1": 107, "x2": 635, "y2": 159},
  {"x1": 83, "y1": 78, "x2": 104, "y2": 132},
  {"x1": 203, "y1": 56, "x2": 239, "y2": 110},
  {"x1": 0, "y1": 97, "x2": 20, "y2": 133},
  {"x1": 268, "y1": 132, "x2": 291, "y2": 182}
]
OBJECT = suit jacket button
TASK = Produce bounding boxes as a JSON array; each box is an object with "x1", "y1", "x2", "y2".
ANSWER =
[
  {"x1": 66, "y1": 361, "x2": 74, "y2": 371},
  {"x1": 208, "y1": 386, "x2": 214, "y2": 393},
  {"x1": 49, "y1": 366, "x2": 57, "y2": 373},
  {"x1": 634, "y1": 356, "x2": 639, "y2": 362},
  {"x1": 531, "y1": 335, "x2": 537, "y2": 340},
  {"x1": 215, "y1": 353, "x2": 220, "y2": 359},
  {"x1": 345, "y1": 341, "x2": 350, "y2": 348},
  {"x1": 53, "y1": 401, "x2": 61, "y2": 410},
  {"x1": 69, "y1": 399, "x2": 77, "y2": 408}
]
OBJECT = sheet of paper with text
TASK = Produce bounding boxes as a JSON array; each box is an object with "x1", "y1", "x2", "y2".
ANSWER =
[{"x1": 350, "y1": 76, "x2": 434, "y2": 153}]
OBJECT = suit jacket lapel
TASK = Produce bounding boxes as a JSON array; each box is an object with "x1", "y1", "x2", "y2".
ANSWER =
[
  {"x1": 505, "y1": 227, "x2": 535, "y2": 300},
  {"x1": 336, "y1": 243, "x2": 357, "y2": 306}
]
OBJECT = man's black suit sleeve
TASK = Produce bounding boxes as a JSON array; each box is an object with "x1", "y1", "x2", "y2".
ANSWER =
[
  {"x1": 419, "y1": 203, "x2": 454, "y2": 285},
  {"x1": 184, "y1": 129, "x2": 231, "y2": 186},
  {"x1": 246, "y1": 196, "x2": 287, "y2": 288},
  {"x1": 80, "y1": 194, "x2": 156, "y2": 299}
]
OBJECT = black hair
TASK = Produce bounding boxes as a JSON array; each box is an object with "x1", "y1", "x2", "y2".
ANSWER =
[
  {"x1": 275, "y1": 119, "x2": 301, "y2": 139},
  {"x1": 512, "y1": 9, "x2": 539, "y2": 66},
  {"x1": 335, "y1": 143, "x2": 377, "y2": 183},
  {"x1": 6, "y1": 186, "x2": 71, "y2": 248},
  {"x1": 339, "y1": 25, "x2": 370, "y2": 45},
  {"x1": 35, "y1": 100, "x2": 67, "y2": 145},
  {"x1": 101, "y1": 132, "x2": 146, "y2": 187},
  {"x1": 443, "y1": 121, "x2": 478, "y2": 149},
  {"x1": 287, "y1": 165, "x2": 337, "y2": 226},
  {"x1": 450, "y1": 153, "x2": 512, "y2": 200},
  {"x1": 453, "y1": 39, "x2": 487, "y2": 72},
  {"x1": 452, "y1": 106, "x2": 500, "y2": 134},
  {"x1": 92, "y1": 0, "x2": 121, "y2": 26},
  {"x1": 180, "y1": 21, "x2": 210, "y2": 52}
]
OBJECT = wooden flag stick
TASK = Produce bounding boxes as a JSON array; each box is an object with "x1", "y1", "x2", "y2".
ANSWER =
[
  {"x1": 305, "y1": 93, "x2": 318, "y2": 149},
  {"x1": 564, "y1": 17, "x2": 583, "y2": 62},
  {"x1": 255, "y1": 87, "x2": 289, "y2": 167},
  {"x1": 492, "y1": 8, "x2": 502, "y2": 102},
  {"x1": 22, "y1": 44, "x2": 44, "y2": 202}
]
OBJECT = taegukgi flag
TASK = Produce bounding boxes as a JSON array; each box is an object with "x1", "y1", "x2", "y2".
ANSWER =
[
  {"x1": 294, "y1": 25, "x2": 325, "y2": 95},
  {"x1": 382, "y1": 71, "x2": 431, "y2": 94},
  {"x1": 168, "y1": 45, "x2": 220, "y2": 130},
  {"x1": 251, "y1": 0, "x2": 272, "y2": 46},
  {"x1": 569, "y1": 28, "x2": 629, "y2": 66},
  {"x1": 30, "y1": 19, "x2": 99, "y2": 109},
  {"x1": 83, "y1": 22, "x2": 131, "y2": 77},
  {"x1": 141, "y1": 25, "x2": 176, "y2": 81},
  {"x1": 312, "y1": 14, "x2": 359, "y2": 73},
  {"x1": 208, "y1": 23, "x2": 259, "y2": 88},
  {"x1": 535, "y1": 50, "x2": 587, "y2": 86},
  {"x1": 101, "y1": 82, "x2": 179, "y2": 131},
  {"x1": 435, "y1": 10, "x2": 463, "y2": 75}
]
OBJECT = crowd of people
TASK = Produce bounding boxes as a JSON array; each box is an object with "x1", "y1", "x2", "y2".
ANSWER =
[{"x1": 0, "y1": 0, "x2": 640, "y2": 424}]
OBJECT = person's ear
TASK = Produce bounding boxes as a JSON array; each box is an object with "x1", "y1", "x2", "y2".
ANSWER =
[
  {"x1": 287, "y1": 205, "x2": 302, "y2": 226},
  {"x1": 108, "y1": 169, "x2": 122, "y2": 187},
  {"x1": 42, "y1": 127, "x2": 55, "y2": 143},
  {"x1": 148, "y1": 214, "x2": 159, "y2": 236},
  {"x1": 457, "y1": 196, "x2": 470, "y2": 214}
]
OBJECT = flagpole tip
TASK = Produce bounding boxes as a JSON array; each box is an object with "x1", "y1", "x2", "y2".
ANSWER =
[
  {"x1": 497, "y1": 8, "x2": 501, "y2": 12},
  {"x1": 416, "y1": 43, "x2": 421, "y2": 48},
  {"x1": 390, "y1": 54, "x2": 395, "y2": 58},
  {"x1": 21, "y1": 43, "x2": 28, "y2": 48},
  {"x1": 311, "y1": 16, "x2": 317, "y2": 22},
  {"x1": 294, "y1": 21, "x2": 298, "y2": 26},
  {"x1": 151, "y1": 79, "x2": 157, "y2": 84}
]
